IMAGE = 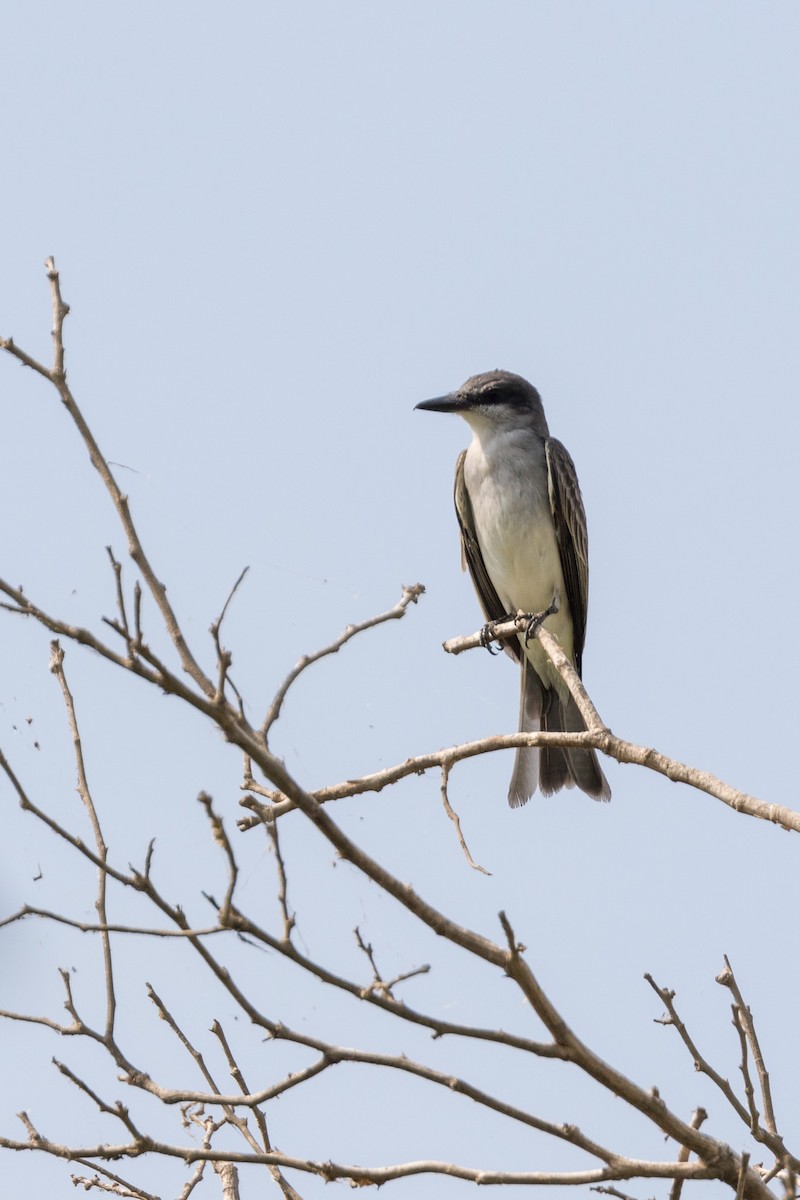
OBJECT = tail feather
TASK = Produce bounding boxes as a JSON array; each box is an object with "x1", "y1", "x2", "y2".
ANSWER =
[
  {"x1": 538, "y1": 686, "x2": 573, "y2": 797},
  {"x1": 507, "y1": 661, "x2": 541, "y2": 808},
  {"x1": 508, "y1": 661, "x2": 611, "y2": 806},
  {"x1": 544, "y1": 690, "x2": 611, "y2": 802}
]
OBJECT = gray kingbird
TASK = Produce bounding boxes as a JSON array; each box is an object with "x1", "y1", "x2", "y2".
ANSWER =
[{"x1": 416, "y1": 369, "x2": 610, "y2": 806}]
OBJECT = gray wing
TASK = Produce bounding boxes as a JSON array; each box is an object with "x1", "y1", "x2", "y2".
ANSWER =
[
  {"x1": 454, "y1": 450, "x2": 522, "y2": 663},
  {"x1": 545, "y1": 438, "x2": 589, "y2": 674}
]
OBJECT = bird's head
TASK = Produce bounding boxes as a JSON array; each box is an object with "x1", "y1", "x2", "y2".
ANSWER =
[{"x1": 415, "y1": 370, "x2": 548, "y2": 436}]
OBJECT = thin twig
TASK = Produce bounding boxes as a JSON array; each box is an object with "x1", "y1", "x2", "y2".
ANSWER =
[
  {"x1": 354, "y1": 927, "x2": 428, "y2": 1000},
  {"x1": 197, "y1": 793, "x2": 238, "y2": 923},
  {"x1": 54, "y1": 1060, "x2": 143, "y2": 1141},
  {"x1": 261, "y1": 583, "x2": 424, "y2": 738},
  {"x1": 718, "y1": 957, "x2": 778, "y2": 1134},
  {"x1": 105, "y1": 546, "x2": 131, "y2": 647},
  {"x1": 145, "y1": 989, "x2": 268, "y2": 1167},
  {"x1": 646, "y1": 974, "x2": 750, "y2": 1124},
  {"x1": 209, "y1": 567, "x2": 249, "y2": 711},
  {"x1": 648, "y1": 972, "x2": 798, "y2": 1174},
  {"x1": 211, "y1": 1021, "x2": 304, "y2": 1199},
  {"x1": 669, "y1": 1107, "x2": 708, "y2": 1200},
  {"x1": 0, "y1": 904, "x2": 228, "y2": 938},
  {"x1": 133, "y1": 582, "x2": 142, "y2": 646},
  {"x1": 49, "y1": 641, "x2": 116, "y2": 1041},
  {"x1": 176, "y1": 1158, "x2": 207, "y2": 1200},
  {"x1": 176, "y1": 1110, "x2": 216, "y2": 1200},
  {"x1": 354, "y1": 926, "x2": 383, "y2": 988},
  {"x1": 737, "y1": 1153, "x2": 752, "y2": 1200},
  {"x1": 71, "y1": 1158, "x2": 160, "y2": 1199},
  {"x1": 731, "y1": 1001, "x2": 760, "y2": 1133},
  {"x1": 146, "y1": 985, "x2": 220, "y2": 1097},
  {"x1": 213, "y1": 567, "x2": 249, "y2": 633},
  {"x1": 212, "y1": 899, "x2": 555, "y2": 1055},
  {"x1": 439, "y1": 762, "x2": 490, "y2": 874},
  {"x1": 266, "y1": 820, "x2": 295, "y2": 942},
  {"x1": 2, "y1": 258, "x2": 215, "y2": 697}
]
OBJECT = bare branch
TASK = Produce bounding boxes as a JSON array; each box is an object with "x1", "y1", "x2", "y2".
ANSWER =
[
  {"x1": 3, "y1": 258, "x2": 215, "y2": 696},
  {"x1": 439, "y1": 761, "x2": 490, "y2": 874},
  {"x1": 0, "y1": 334, "x2": 53, "y2": 380},
  {"x1": 647, "y1": 972, "x2": 798, "y2": 1175},
  {"x1": 71, "y1": 1159, "x2": 160, "y2": 1199},
  {"x1": 646, "y1": 974, "x2": 751, "y2": 1124},
  {"x1": 0, "y1": 905, "x2": 227, "y2": 939},
  {"x1": 176, "y1": 1159, "x2": 207, "y2": 1200},
  {"x1": 54, "y1": 1060, "x2": 142, "y2": 1142},
  {"x1": 212, "y1": 1162, "x2": 241, "y2": 1200},
  {"x1": 239, "y1": 711, "x2": 800, "y2": 836},
  {"x1": 261, "y1": 582, "x2": 424, "y2": 738},
  {"x1": 266, "y1": 820, "x2": 295, "y2": 943},
  {"x1": 197, "y1": 793, "x2": 238, "y2": 924},
  {"x1": 211, "y1": 1021, "x2": 304, "y2": 1199},
  {"x1": 718, "y1": 958, "x2": 779, "y2": 1135},
  {"x1": 731, "y1": 1002, "x2": 760, "y2": 1134},
  {"x1": 0, "y1": 740, "x2": 172, "y2": 895},
  {"x1": 212, "y1": 567, "x2": 249, "y2": 635},
  {"x1": 146, "y1": 985, "x2": 221, "y2": 1099},
  {"x1": 209, "y1": 567, "x2": 249, "y2": 712},
  {"x1": 354, "y1": 926, "x2": 430, "y2": 1001},
  {"x1": 49, "y1": 641, "x2": 116, "y2": 1039},
  {"x1": 737, "y1": 1154, "x2": 753, "y2": 1200},
  {"x1": 45, "y1": 255, "x2": 69, "y2": 378},
  {"x1": 442, "y1": 615, "x2": 800, "y2": 837},
  {"x1": 105, "y1": 546, "x2": 132, "y2": 649},
  {"x1": 670, "y1": 1108, "x2": 708, "y2": 1200},
  {"x1": 444, "y1": 615, "x2": 606, "y2": 732},
  {"x1": 237, "y1": 730, "x2": 608, "y2": 827},
  {"x1": 216, "y1": 900, "x2": 562, "y2": 1056},
  {"x1": 0, "y1": 1128, "x2": 728, "y2": 1188}
]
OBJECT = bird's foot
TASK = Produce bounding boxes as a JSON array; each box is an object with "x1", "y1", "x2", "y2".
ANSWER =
[
  {"x1": 520, "y1": 596, "x2": 560, "y2": 645},
  {"x1": 479, "y1": 613, "x2": 517, "y2": 655}
]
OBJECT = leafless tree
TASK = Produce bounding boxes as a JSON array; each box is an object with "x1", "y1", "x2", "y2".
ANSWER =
[{"x1": 0, "y1": 261, "x2": 797, "y2": 1200}]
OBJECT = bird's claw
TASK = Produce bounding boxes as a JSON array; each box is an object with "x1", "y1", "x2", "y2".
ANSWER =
[
  {"x1": 480, "y1": 613, "x2": 517, "y2": 655},
  {"x1": 520, "y1": 597, "x2": 560, "y2": 645},
  {"x1": 479, "y1": 622, "x2": 502, "y2": 654}
]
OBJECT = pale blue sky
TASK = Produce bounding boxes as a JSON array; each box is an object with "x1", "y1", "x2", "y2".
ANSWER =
[{"x1": 1, "y1": 4, "x2": 799, "y2": 1197}]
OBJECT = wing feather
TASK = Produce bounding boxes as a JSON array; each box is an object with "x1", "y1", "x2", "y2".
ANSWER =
[{"x1": 545, "y1": 438, "x2": 589, "y2": 674}]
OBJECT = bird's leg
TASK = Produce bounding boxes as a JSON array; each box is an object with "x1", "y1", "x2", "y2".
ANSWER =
[
  {"x1": 521, "y1": 595, "x2": 560, "y2": 645},
  {"x1": 479, "y1": 612, "x2": 518, "y2": 655}
]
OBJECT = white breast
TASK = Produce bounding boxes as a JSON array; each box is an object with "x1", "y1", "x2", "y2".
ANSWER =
[{"x1": 463, "y1": 424, "x2": 575, "y2": 681}]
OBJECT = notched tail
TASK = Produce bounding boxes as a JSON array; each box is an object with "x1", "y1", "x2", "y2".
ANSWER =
[{"x1": 508, "y1": 663, "x2": 611, "y2": 806}]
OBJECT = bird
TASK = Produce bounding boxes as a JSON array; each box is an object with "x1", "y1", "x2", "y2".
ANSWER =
[{"x1": 416, "y1": 369, "x2": 610, "y2": 807}]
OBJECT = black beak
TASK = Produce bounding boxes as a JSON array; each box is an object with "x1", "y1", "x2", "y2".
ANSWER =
[{"x1": 414, "y1": 393, "x2": 466, "y2": 414}]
